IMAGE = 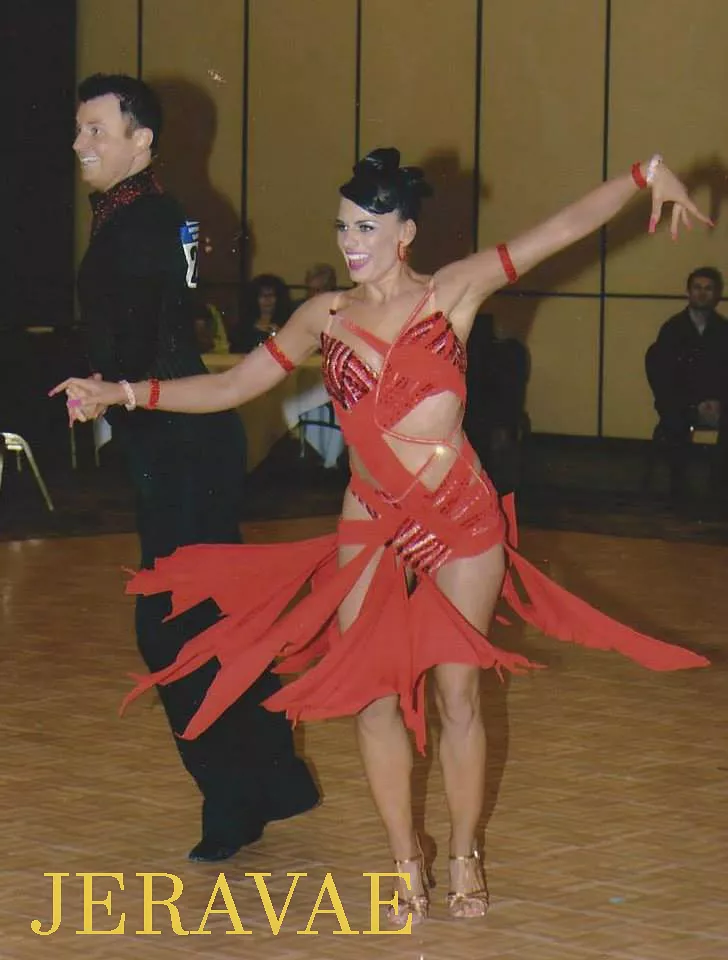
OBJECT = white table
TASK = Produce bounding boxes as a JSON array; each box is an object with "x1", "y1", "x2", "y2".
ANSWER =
[{"x1": 202, "y1": 352, "x2": 329, "y2": 472}]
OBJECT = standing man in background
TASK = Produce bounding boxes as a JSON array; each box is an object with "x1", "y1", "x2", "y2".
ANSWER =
[{"x1": 646, "y1": 267, "x2": 728, "y2": 498}]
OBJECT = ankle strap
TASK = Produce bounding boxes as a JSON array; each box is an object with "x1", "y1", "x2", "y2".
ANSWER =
[
  {"x1": 449, "y1": 848, "x2": 481, "y2": 863},
  {"x1": 393, "y1": 852, "x2": 423, "y2": 869}
]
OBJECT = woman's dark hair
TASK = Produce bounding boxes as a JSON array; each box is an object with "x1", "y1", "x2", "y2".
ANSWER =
[
  {"x1": 230, "y1": 274, "x2": 293, "y2": 353},
  {"x1": 339, "y1": 147, "x2": 433, "y2": 223},
  {"x1": 243, "y1": 274, "x2": 292, "y2": 327},
  {"x1": 78, "y1": 73, "x2": 163, "y2": 148}
]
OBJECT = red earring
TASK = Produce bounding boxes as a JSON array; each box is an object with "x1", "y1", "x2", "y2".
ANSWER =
[{"x1": 397, "y1": 241, "x2": 408, "y2": 262}]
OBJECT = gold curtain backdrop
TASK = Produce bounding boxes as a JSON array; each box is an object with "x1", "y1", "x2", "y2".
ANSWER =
[{"x1": 75, "y1": 0, "x2": 728, "y2": 440}]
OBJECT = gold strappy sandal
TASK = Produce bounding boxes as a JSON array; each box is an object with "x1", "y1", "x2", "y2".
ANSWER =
[
  {"x1": 446, "y1": 847, "x2": 489, "y2": 919},
  {"x1": 386, "y1": 837, "x2": 435, "y2": 929}
]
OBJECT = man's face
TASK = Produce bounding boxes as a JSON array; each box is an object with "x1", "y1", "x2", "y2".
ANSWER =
[
  {"x1": 688, "y1": 276, "x2": 720, "y2": 312},
  {"x1": 73, "y1": 94, "x2": 148, "y2": 193}
]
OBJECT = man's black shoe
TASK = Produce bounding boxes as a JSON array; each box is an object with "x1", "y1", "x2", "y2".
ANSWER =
[{"x1": 188, "y1": 822, "x2": 265, "y2": 862}]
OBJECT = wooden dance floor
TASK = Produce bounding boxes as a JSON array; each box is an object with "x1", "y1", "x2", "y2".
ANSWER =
[{"x1": 2, "y1": 517, "x2": 726, "y2": 959}]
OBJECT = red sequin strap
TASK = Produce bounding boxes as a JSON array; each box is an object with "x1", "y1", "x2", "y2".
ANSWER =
[
  {"x1": 263, "y1": 336, "x2": 295, "y2": 373},
  {"x1": 631, "y1": 162, "x2": 647, "y2": 189},
  {"x1": 147, "y1": 377, "x2": 161, "y2": 409},
  {"x1": 497, "y1": 243, "x2": 518, "y2": 285}
]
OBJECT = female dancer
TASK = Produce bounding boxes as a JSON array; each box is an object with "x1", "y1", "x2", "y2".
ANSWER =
[{"x1": 53, "y1": 148, "x2": 710, "y2": 925}]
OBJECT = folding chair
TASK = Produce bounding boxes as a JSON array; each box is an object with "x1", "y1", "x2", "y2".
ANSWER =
[
  {"x1": 0, "y1": 432, "x2": 54, "y2": 511},
  {"x1": 297, "y1": 403, "x2": 343, "y2": 467}
]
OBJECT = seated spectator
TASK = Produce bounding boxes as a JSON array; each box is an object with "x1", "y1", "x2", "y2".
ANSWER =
[
  {"x1": 229, "y1": 273, "x2": 291, "y2": 353},
  {"x1": 645, "y1": 266, "x2": 728, "y2": 497},
  {"x1": 463, "y1": 313, "x2": 529, "y2": 496},
  {"x1": 285, "y1": 262, "x2": 344, "y2": 469},
  {"x1": 194, "y1": 303, "x2": 229, "y2": 354},
  {"x1": 291, "y1": 263, "x2": 338, "y2": 311},
  {"x1": 303, "y1": 263, "x2": 337, "y2": 300}
]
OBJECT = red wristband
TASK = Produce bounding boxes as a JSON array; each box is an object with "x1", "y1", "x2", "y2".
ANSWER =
[
  {"x1": 631, "y1": 162, "x2": 648, "y2": 189},
  {"x1": 497, "y1": 243, "x2": 518, "y2": 285},
  {"x1": 263, "y1": 336, "x2": 295, "y2": 373},
  {"x1": 147, "y1": 378, "x2": 161, "y2": 409}
]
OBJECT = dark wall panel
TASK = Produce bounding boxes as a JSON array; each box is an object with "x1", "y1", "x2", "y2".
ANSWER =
[{"x1": 6, "y1": 0, "x2": 76, "y2": 330}]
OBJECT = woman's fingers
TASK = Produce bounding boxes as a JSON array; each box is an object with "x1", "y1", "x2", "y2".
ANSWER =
[
  {"x1": 50, "y1": 377, "x2": 89, "y2": 398},
  {"x1": 682, "y1": 197, "x2": 713, "y2": 226},
  {"x1": 52, "y1": 377, "x2": 107, "y2": 430},
  {"x1": 48, "y1": 378, "x2": 75, "y2": 397},
  {"x1": 649, "y1": 195, "x2": 663, "y2": 234},
  {"x1": 55, "y1": 381, "x2": 101, "y2": 403},
  {"x1": 50, "y1": 376, "x2": 102, "y2": 397},
  {"x1": 670, "y1": 204, "x2": 682, "y2": 240},
  {"x1": 649, "y1": 167, "x2": 713, "y2": 233},
  {"x1": 649, "y1": 198, "x2": 713, "y2": 238}
]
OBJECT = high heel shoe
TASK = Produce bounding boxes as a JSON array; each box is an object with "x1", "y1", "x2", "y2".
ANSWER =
[
  {"x1": 385, "y1": 836, "x2": 436, "y2": 929},
  {"x1": 446, "y1": 847, "x2": 489, "y2": 919}
]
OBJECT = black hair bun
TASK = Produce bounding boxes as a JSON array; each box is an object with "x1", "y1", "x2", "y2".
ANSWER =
[
  {"x1": 340, "y1": 147, "x2": 433, "y2": 222},
  {"x1": 400, "y1": 164, "x2": 433, "y2": 200},
  {"x1": 353, "y1": 149, "x2": 432, "y2": 198},
  {"x1": 354, "y1": 147, "x2": 401, "y2": 178}
]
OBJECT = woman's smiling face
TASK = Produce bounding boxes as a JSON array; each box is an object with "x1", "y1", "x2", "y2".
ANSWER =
[{"x1": 336, "y1": 197, "x2": 412, "y2": 283}]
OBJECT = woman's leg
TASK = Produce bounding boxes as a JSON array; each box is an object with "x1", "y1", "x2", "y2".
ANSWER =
[
  {"x1": 356, "y1": 695, "x2": 417, "y2": 860},
  {"x1": 432, "y1": 663, "x2": 484, "y2": 855},
  {"x1": 337, "y1": 494, "x2": 425, "y2": 919},
  {"x1": 338, "y1": 547, "x2": 419, "y2": 851},
  {"x1": 434, "y1": 543, "x2": 505, "y2": 914}
]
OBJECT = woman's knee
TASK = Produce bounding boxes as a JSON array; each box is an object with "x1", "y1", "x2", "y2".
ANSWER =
[
  {"x1": 434, "y1": 671, "x2": 481, "y2": 731},
  {"x1": 356, "y1": 695, "x2": 401, "y2": 737}
]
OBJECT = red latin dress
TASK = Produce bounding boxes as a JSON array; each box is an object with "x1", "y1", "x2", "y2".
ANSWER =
[{"x1": 123, "y1": 275, "x2": 709, "y2": 753}]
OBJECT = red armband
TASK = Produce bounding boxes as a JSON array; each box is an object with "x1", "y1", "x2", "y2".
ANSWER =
[
  {"x1": 146, "y1": 378, "x2": 161, "y2": 409},
  {"x1": 263, "y1": 336, "x2": 295, "y2": 373},
  {"x1": 497, "y1": 243, "x2": 518, "y2": 285},
  {"x1": 631, "y1": 162, "x2": 648, "y2": 189}
]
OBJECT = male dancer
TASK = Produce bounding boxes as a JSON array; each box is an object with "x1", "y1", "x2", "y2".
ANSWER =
[{"x1": 73, "y1": 73, "x2": 318, "y2": 861}]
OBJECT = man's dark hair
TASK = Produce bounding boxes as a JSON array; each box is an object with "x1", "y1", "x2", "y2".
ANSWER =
[
  {"x1": 78, "y1": 73, "x2": 163, "y2": 148},
  {"x1": 687, "y1": 266, "x2": 724, "y2": 298}
]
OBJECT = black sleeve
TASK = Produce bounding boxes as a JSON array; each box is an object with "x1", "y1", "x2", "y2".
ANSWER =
[
  {"x1": 646, "y1": 317, "x2": 690, "y2": 416},
  {"x1": 653, "y1": 315, "x2": 684, "y2": 353}
]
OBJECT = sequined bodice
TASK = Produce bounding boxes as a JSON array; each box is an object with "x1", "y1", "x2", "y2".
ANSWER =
[
  {"x1": 318, "y1": 290, "x2": 487, "y2": 575},
  {"x1": 321, "y1": 310, "x2": 466, "y2": 425},
  {"x1": 320, "y1": 333, "x2": 378, "y2": 411}
]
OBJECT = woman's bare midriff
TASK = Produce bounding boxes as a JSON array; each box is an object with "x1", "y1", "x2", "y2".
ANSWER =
[
  {"x1": 351, "y1": 390, "x2": 478, "y2": 489},
  {"x1": 338, "y1": 391, "x2": 502, "y2": 635}
]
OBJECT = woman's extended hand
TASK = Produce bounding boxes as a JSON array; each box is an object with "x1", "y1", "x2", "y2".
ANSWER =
[
  {"x1": 649, "y1": 161, "x2": 713, "y2": 238},
  {"x1": 49, "y1": 374, "x2": 125, "y2": 424}
]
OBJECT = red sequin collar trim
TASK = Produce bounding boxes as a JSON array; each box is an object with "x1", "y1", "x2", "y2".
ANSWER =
[{"x1": 89, "y1": 167, "x2": 164, "y2": 235}]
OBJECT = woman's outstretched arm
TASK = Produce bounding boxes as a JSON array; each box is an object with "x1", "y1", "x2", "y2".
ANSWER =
[
  {"x1": 438, "y1": 157, "x2": 711, "y2": 317},
  {"x1": 50, "y1": 294, "x2": 331, "y2": 419}
]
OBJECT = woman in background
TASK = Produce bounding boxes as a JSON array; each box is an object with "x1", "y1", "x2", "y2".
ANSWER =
[{"x1": 229, "y1": 273, "x2": 291, "y2": 352}]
